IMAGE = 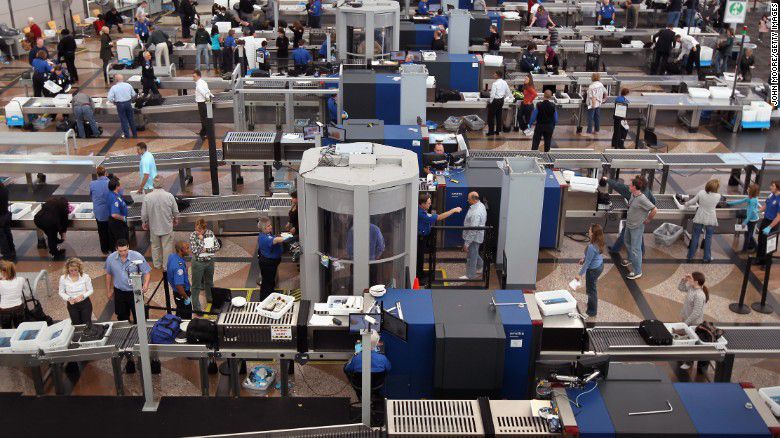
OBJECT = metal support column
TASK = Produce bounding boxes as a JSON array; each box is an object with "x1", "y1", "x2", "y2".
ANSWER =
[
  {"x1": 360, "y1": 330, "x2": 372, "y2": 427},
  {"x1": 31, "y1": 365, "x2": 45, "y2": 395},
  {"x1": 112, "y1": 356, "x2": 125, "y2": 395},
  {"x1": 206, "y1": 101, "x2": 220, "y2": 196},
  {"x1": 132, "y1": 271, "x2": 158, "y2": 412},
  {"x1": 714, "y1": 353, "x2": 734, "y2": 382},
  {"x1": 280, "y1": 358, "x2": 291, "y2": 396},
  {"x1": 199, "y1": 357, "x2": 209, "y2": 396}
]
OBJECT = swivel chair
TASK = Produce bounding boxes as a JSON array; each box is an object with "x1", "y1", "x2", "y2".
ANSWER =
[{"x1": 344, "y1": 366, "x2": 388, "y2": 425}]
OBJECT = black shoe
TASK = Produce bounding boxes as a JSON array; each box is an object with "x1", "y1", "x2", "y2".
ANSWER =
[
  {"x1": 151, "y1": 359, "x2": 162, "y2": 374},
  {"x1": 125, "y1": 359, "x2": 136, "y2": 374},
  {"x1": 486, "y1": 131, "x2": 495, "y2": 136},
  {"x1": 52, "y1": 250, "x2": 66, "y2": 261}
]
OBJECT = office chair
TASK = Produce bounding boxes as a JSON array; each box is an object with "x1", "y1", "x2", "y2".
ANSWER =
[{"x1": 344, "y1": 367, "x2": 388, "y2": 425}]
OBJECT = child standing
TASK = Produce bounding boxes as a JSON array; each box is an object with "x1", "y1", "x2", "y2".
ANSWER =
[
  {"x1": 727, "y1": 183, "x2": 761, "y2": 252},
  {"x1": 576, "y1": 224, "x2": 605, "y2": 317}
]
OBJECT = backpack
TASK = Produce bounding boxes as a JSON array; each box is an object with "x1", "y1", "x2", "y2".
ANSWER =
[
  {"x1": 150, "y1": 314, "x2": 182, "y2": 344},
  {"x1": 694, "y1": 321, "x2": 724, "y2": 343},
  {"x1": 186, "y1": 318, "x2": 218, "y2": 346},
  {"x1": 638, "y1": 319, "x2": 673, "y2": 346}
]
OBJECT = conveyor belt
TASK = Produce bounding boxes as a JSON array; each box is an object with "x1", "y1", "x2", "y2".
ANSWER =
[
  {"x1": 102, "y1": 150, "x2": 223, "y2": 167},
  {"x1": 469, "y1": 150, "x2": 551, "y2": 162},
  {"x1": 108, "y1": 326, "x2": 134, "y2": 349},
  {"x1": 223, "y1": 131, "x2": 277, "y2": 143},
  {"x1": 608, "y1": 195, "x2": 628, "y2": 210},
  {"x1": 128, "y1": 196, "x2": 264, "y2": 219},
  {"x1": 657, "y1": 154, "x2": 725, "y2": 165},
  {"x1": 602, "y1": 153, "x2": 659, "y2": 162},
  {"x1": 122, "y1": 326, "x2": 153, "y2": 349},
  {"x1": 259, "y1": 197, "x2": 293, "y2": 210},
  {"x1": 721, "y1": 328, "x2": 780, "y2": 351},
  {"x1": 548, "y1": 152, "x2": 605, "y2": 161},
  {"x1": 654, "y1": 196, "x2": 680, "y2": 210},
  {"x1": 589, "y1": 328, "x2": 646, "y2": 352}
]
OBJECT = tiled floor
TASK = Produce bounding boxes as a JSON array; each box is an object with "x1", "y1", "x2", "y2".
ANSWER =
[{"x1": 0, "y1": 3, "x2": 778, "y2": 398}]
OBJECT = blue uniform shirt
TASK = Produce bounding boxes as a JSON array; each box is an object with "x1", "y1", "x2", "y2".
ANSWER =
[
  {"x1": 109, "y1": 192, "x2": 128, "y2": 219},
  {"x1": 344, "y1": 350, "x2": 392, "y2": 373},
  {"x1": 167, "y1": 253, "x2": 191, "y2": 291},
  {"x1": 327, "y1": 97, "x2": 338, "y2": 123},
  {"x1": 225, "y1": 36, "x2": 236, "y2": 48},
  {"x1": 346, "y1": 224, "x2": 387, "y2": 261},
  {"x1": 418, "y1": 206, "x2": 438, "y2": 236},
  {"x1": 258, "y1": 233, "x2": 283, "y2": 259},
  {"x1": 139, "y1": 151, "x2": 157, "y2": 190},
  {"x1": 134, "y1": 20, "x2": 149, "y2": 38},
  {"x1": 105, "y1": 250, "x2": 152, "y2": 290},
  {"x1": 292, "y1": 47, "x2": 313, "y2": 66},
  {"x1": 766, "y1": 193, "x2": 780, "y2": 221},
  {"x1": 319, "y1": 41, "x2": 328, "y2": 57},
  {"x1": 90, "y1": 176, "x2": 111, "y2": 222},
  {"x1": 31, "y1": 57, "x2": 52, "y2": 74},
  {"x1": 598, "y1": 3, "x2": 615, "y2": 21},
  {"x1": 431, "y1": 15, "x2": 449, "y2": 28},
  {"x1": 418, "y1": 0, "x2": 429, "y2": 14},
  {"x1": 310, "y1": 0, "x2": 322, "y2": 16},
  {"x1": 257, "y1": 47, "x2": 270, "y2": 63}
]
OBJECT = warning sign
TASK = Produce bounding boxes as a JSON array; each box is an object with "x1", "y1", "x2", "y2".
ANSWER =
[
  {"x1": 271, "y1": 326, "x2": 292, "y2": 341},
  {"x1": 724, "y1": 0, "x2": 747, "y2": 24}
]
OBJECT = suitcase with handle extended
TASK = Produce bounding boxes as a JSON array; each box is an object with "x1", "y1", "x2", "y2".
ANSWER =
[{"x1": 638, "y1": 319, "x2": 673, "y2": 346}]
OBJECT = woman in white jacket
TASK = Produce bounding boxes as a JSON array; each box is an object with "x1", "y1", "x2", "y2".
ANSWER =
[
  {"x1": 685, "y1": 179, "x2": 722, "y2": 263},
  {"x1": 58, "y1": 258, "x2": 93, "y2": 325}
]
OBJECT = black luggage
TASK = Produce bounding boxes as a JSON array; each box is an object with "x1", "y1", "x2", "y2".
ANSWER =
[
  {"x1": 436, "y1": 87, "x2": 461, "y2": 103},
  {"x1": 638, "y1": 319, "x2": 673, "y2": 346},
  {"x1": 186, "y1": 318, "x2": 218, "y2": 346}
]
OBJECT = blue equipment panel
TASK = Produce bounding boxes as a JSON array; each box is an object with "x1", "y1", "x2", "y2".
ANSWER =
[
  {"x1": 494, "y1": 290, "x2": 535, "y2": 399},
  {"x1": 565, "y1": 384, "x2": 615, "y2": 438},
  {"x1": 540, "y1": 169, "x2": 562, "y2": 248},
  {"x1": 383, "y1": 125, "x2": 424, "y2": 164},
  {"x1": 448, "y1": 54, "x2": 480, "y2": 92},
  {"x1": 375, "y1": 74, "x2": 401, "y2": 125},
  {"x1": 375, "y1": 288, "x2": 435, "y2": 399},
  {"x1": 442, "y1": 170, "x2": 471, "y2": 247},
  {"x1": 674, "y1": 383, "x2": 771, "y2": 438}
]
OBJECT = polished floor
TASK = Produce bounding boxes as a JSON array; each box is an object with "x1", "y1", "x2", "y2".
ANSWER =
[{"x1": 0, "y1": 2, "x2": 778, "y2": 398}]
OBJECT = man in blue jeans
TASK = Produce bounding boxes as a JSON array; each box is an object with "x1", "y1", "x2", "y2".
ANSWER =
[
  {"x1": 667, "y1": 0, "x2": 683, "y2": 26},
  {"x1": 622, "y1": 176, "x2": 657, "y2": 280},
  {"x1": 602, "y1": 176, "x2": 656, "y2": 254},
  {"x1": 107, "y1": 74, "x2": 138, "y2": 138}
]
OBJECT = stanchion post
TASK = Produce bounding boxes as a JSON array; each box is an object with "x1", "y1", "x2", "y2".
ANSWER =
[{"x1": 729, "y1": 256, "x2": 752, "y2": 314}]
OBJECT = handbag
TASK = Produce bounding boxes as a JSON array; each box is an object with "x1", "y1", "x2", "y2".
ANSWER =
[{"x1": 22, "y1": 278, "x2": 52, "y2": 325}]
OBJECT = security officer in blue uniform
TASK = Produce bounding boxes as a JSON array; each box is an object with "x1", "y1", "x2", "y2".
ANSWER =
[
  {"x1": 257, "y1": 216, "x2": 286, "y2": 300},
  {"x1": 327, "y1": 96, "x2": 338, "y2": 124},
  {"x1": 167, "y1": 241, "x2": 192, "y2": 319},
  {"x1": 344, "y1": 332, "x2": 392, "y2": 374},
  {"x1": 757, "y1": 180, "x2": 780, "y2": 266},
  {"x1": 107, "y1": 177, "x2": 129, "y2": 250},
  {"x1": 292, "y1": 41, "x2": 313, "y2": 75},
  {"x1": 257, "y1": 40, "x2": 271, "y2": 71},
  {"x1": 416, "y1": 193, "x2": 461, "y2": 281}
]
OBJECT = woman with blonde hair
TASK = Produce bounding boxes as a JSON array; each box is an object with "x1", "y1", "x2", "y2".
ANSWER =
[
  {"x1": 685, "y1": 179, "x2": 722, "y2": 263},
  {"x1": 576, "y1": 224, "x2": 605, "y2": 317},
  {"x1": 100, "y1": 26, "x2": 114, "y2": 84},
  {"x1": 0, "y1": 260, "x2": 25, "y2": 328},
  {"x1": 189, "y1": 219, "x2": 220, "y2": 311},
  {"x1": 58, "y1": 258, "x2": 94, "y2": 324}
]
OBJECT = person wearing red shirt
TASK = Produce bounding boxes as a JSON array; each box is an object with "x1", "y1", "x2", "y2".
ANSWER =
[
  {"x1": 93, "y1": 15, "x2": 106, "y2": 34},
  {"x1": 27, "y1": 17, "x2": 42, "y2": 40},
  {"x1": 516, "y1": 74, "x2": 538, "y2": 131}
]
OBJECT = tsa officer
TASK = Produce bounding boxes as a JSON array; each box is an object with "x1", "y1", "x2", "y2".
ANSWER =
[
  {"x1": 756, "y1": 180, "x2": 780, "y2": 267},
  {"x1": 416, "y1": 193, "x2": 461, "y2": 281},
  {"x1": 167, "y1": 241, "x2": 192, "y2": 319},
  {"x1": 108, "y1": 177, "x2": 129, "y2": 249}
]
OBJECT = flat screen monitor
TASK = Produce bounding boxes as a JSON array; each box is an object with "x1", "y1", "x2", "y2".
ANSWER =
[
  {"x1": 303, "y1": 125, "x2": 323, "y2": 140},
  {"x1": 423, "y1": 151, "x2": 449, "y2": 171},
  {"x1": 407, "y1": 51, "x2": 422, "y2": 63},
  {"x1": 449, "y1": 149, "x2": 468, "y2": 167},
  {"x1": 328, "y1": 126, "x2": 346, "y2": 142},
  {"x1": 348, "y1": 313, "x2": 381, "y2": 333},
  {"x1": 767, "y1": 232, "x2": 778, "y2": 256},
  {"x1": 381, "y1": 307, "x2": 408, "y2": 342},
  {"x1": 390, "y1": 50, "x2": 406, "y2": 61}
]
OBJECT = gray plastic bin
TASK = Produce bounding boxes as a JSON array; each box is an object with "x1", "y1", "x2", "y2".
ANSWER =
[{"x1": 653, "y1": 223, "x2": 684, "y2": 246}]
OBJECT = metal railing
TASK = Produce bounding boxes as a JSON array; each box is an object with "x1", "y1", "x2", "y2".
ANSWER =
[{"x1": 425, "y1": 225, "x2": 495, "y2": 290}]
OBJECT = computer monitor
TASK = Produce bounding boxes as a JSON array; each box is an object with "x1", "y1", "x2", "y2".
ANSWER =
[
  {"x1": 303, "y1": 125, "x2": 323, "y2": 140},
  {"x1": 408, "y1": 51, "x2": 423, "y2": 63},
  {"x1": 348, "y1": 313, "x2": 382, "y2": 333},
  {"x1": 328, "y1": 126, "x2": 346, "y2": 142},
  {"x1": 381, "y1": 306, "x2": 408, "y2": 342},
  {"x1": 390, "y1": 50, "x2": 406, "y2": 62},
  {"x1": 423, "y1": 152, "x2": 449, "y2": 171},
  {"x1": 449, "y1": 149, "x2": 468, "y2": 167}
]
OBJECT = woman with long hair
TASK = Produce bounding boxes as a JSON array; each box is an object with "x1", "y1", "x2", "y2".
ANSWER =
[
  {"x1": 576, "y1": 224, "x2": 605, "y2": 317},
  {"x1": 58, "y1": 258, "x2": 94, "y2": 325},
  {"x1": 677, "y1": 271, "x2": 709, "y2": 370}
]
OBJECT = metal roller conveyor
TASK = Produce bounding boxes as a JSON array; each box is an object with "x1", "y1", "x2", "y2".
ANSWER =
[
  {"x1": 548, "y1": 150, "x2": 604, "y2": 171},
  {"x1": 587, "y1": 327, "x2": 724, "y2": 361},
  {"x1": 469, "y1": 150, "x2": 551, "y2": 164},
  {"x1": 657, "y1": 153, "x2": 728, "y2": 167},
  {"x1": 102, "y1": 150, "x2": 224, "y2": 172},
  {"x1": 602, "y1": 150, "x2": 661, "y2": 171},
  {"x1": 127, "y1": 194, "x2": 267, "y2": 223},
  {"x1": 719, "y1": 327, "x2": 780, "y2": 357}
]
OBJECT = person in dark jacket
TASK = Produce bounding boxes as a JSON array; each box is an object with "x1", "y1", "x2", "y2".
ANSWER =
[
  {"x1": 179, "y1": 0, "x2": 196, "y2": 39},
  {"x1": 45, "y1": 65, "x2": 72, "y2": 97},
  {"x1": 684, "y1": 0, "x2": 699, "y2": 27},
  {"x1": 431, "y1": 30, "x2": 446, "y2": 50},
  {"x1": 28, "y1": 37, "x2": 48, "y2": 64},
  {"x1": 57, "y1": 28, "x2": 78, "y2": 82},
  {"x1": 519, "y1": 43, "x2": 540, "y2": 72},
  {"x1": 238, "y1": 0, "x2": 257, "y2": 21},
  {"x1": 714, "y1": 27, "x2": 734, "y2": 73},
  {"x1": 33, "y1": 196, "x2": 69, "y2": 259},
  {"x1": 194, "y1": 23, "x2": 211, "y2": 70},
  {"x1": 276, "y1": 27, "x2": 290, "y2": 73},
  {"x1": 31, "y1": 50, "x2": 52, "y2": 97},
  {"x1": 486, "y1": 25, "x2": 500, "y2": 55},
  {"x1": 739, "y1": 48, "x2": 754, "y2": 81},
  {"x1": 104, "y1": 7, "x2": 123, "y2": 33},
  {"x1": 140, "y1": 51, "x2": 158, "y2": 95},
  {"x1": 652, "y1": 25, "x2": 678, "y2": 75},
  {"x1": 99, "y1": 26, "x2": 113, "y2": 84},
  {"x1": 667, "y1": 0, "x2": 683, "y2": 26},
  {"x1": 0, "y1": 182, "x2": 15, "y2": 262},
  {"x1": 528, "y1": 90, "x2": 558, "y2": 152},
  {"x1": 289, "y1": 22, "x2": 305, "y2": 47}
]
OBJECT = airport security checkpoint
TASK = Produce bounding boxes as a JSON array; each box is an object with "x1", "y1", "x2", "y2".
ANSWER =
[{"x1": 1, "y1": 0, "x2": 780, "y2": 436}]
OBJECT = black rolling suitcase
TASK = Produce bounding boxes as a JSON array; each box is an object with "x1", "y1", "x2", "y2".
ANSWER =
[{"x1": 638, "y1": 319, "x2": 673, "y2": 346}]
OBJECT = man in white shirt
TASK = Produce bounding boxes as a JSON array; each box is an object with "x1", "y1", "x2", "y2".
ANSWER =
[
  {"x1": 677, "y1": 34, "x2": 698, "y2": 64},
  {"x1": 460, "y1": 192, "x2": 487, "y2": 280},
  {"x1": 586, "y1": 72, "x2": 607, "y2": 134},
  {"x1": 486, "y1": 71, "x2": 511, "y2": 136},
  {"x1": 193, "y1": 69, "x2": 214, "y2": 140}
]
